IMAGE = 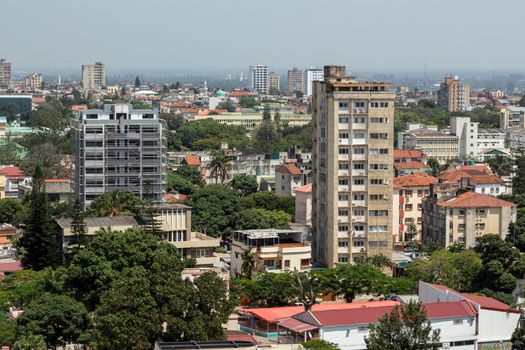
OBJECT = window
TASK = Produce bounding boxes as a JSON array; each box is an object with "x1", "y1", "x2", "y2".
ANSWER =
[
  {"x1": 354, "y1": 148, "x2": 365, "y2": 154},
  {"x1": 339, "y1": 194, "x2": 349, "y2": 201},
  {"x1": 453, "y1": 319, "x2": 464, "y2": 325},
  {"x1": 338, "y1": 225, "x2": 349, "y2": 232},
  {"x1": 338, "y1": 256, "x2": 349, "y2": 263},
  {"x1": 353, "y1": 209, "x2": 365, "y2": 216},
  {"x1": 380, "y1": 102, "x2": 389, "y2": 108},
  {"x1": 339, "y1": 102, "x2": 349, "y2": 109},
  {"x1": 370, "y1": 179, "x2": 384, "y2": 185},
  {"x1": 417, "y1": 190, "x2": 423, "y2": 197},
  {"x1": 370, "y1": 133, "x2": 389, "y2": 140},
  {"x1": 369, "y1": 210, "x2": 388, "y2": 216},
  {"x1": 458, "y1": 224, "x2": 466, "y2": 231},
  {"x1": 418, "y1": 204, "x2": 422, "y2": 211},
  {"x1": 355, "y1": 101, "x2": 365, "y2": 108},
  {"x1": 458, "y1": 209, "x2": 466, "y2": 216},
  {"x1": 354, "y1": 117, "x2": 365, "y2": 123},
  {"x1": 369, "y1": 241, "x2": 389, "y2": 247},
  {"x1": 339, "y1": 116, "x2": 349, "y2": 123},
  {"x1": 353, "y1": 194, "x2": 365, "y2": 200},
  {"x1": 476, "y1": 223, "x2": 486, "y2": 230},
  {"x1": 354, "y1": 225, "x2": 365, "y2": 231},
  {"x1": 369, "y1": 148, "x2": 389, "y2": 155},
  {"x1": 370, "y1": 102, "x2": 379, "y2": 108},
  {"x1": 369, "y1": 225, "x2": 388, "y2": 232},
  {"x1": 339, "y1": 132, "x2": 349, "y2": 139},
  {"x1": 371, "y1": 117, "x2": 388, "y2": 123},
  {"x1": 405, "y1": 218, "x2": 414, "y2": 224},
  {"x1": 476, "y1": 208, "x2": 486, "y2": 215},
  {"x1": 339, "y1": 148, "x2": 349, "y2": 154},
  {"x1": 284, "y1": 260, "x2": 290, "y2": 268},
  {"x1": 338, "y1": 240, "x2": 349, "y2": 247},
  {"x1": 353, "y1": 240, "x2": 364, "y2": 247},
  {"x1": 339, "y1": 179, "x2": 349, "y2": 185},
  {"x1": 370, "y1": 194, "x2": 386, "y2": 200},
  {"x1": 338, "y1": 209, "x2": 349, "y2": 216},
  {"x1": 353, "y1": 163, "x2": 365, "y2": 169},
  {"x1": 339, "y1": 163, "x2": 349, "y2": 170},
  {"x1": 405, "y1": 190, "x2": 413, "y2": 196},
  {"x1": 353, "y1": 179, "x2": 365, "y2": 185},
  {"x1": 353, "y1": 132, "x2": 365, "y2": 139},
  {"x1": 405, "y1": 204, "x2": 413, "y2": 211},
  {"x1": 370, "y1": 163, "x2": 388, "y2": 170}
]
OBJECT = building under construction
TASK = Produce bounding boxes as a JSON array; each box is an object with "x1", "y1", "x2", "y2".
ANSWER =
[{"x1": 74, "y1": 103, "x2": 164, "y2": 208}]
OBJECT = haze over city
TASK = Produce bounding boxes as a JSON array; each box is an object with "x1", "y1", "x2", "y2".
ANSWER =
[{"x1": 2, "y1": 0, "x2": 525, "y2": 72}]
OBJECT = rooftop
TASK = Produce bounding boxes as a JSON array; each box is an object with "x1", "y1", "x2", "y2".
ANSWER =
[
  {"x1": 275, "y1": 164, "x2": 303, "y2": 175},
  {"x1": 394, "y1": 162, "x2": 429, "y2": 170},
  {"x1": 293, "y1": 183, "x2": 312, "y2": 193},
  {"x1": 438, "y1": 191, "x2": 516, "y2": 208},
  {"x1": 56, "y1": 216, "x2": 142, "y2": 229},
  {"x1": 234, "y1": 229, "x2": 302, "y2": 240},
  {"x1": 406, "y1": 128, "x2": 458, "y2": 138},
  {"x1": 394, "y1": 172, "x2": 437, "y2": 188},
  {"x1": 394, "y1": 149, "x2": 426, "y2": 158},
  {"x1": 183, "y1": 155, "x2": 201, "y2": 166}
]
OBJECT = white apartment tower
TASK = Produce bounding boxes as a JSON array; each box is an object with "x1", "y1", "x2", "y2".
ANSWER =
[
  {"x1": 74, "y1": 103, "x2": 164, "y2": 208},
  {"x1": 312, "y1": 66, "x2": 395, "y2": 268},
  {"x1": 249, "y1": 64, "x2": 269, "y2": 94},
  {"x1": 304, "y1": 67, "x2": 324, "y2": 97},
  {"x1": 82, "y1": 62, "x2": 106, "y2": 90}
]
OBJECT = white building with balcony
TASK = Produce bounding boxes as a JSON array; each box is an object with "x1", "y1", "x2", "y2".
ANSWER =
[{"x1": 230, "y1": 229, "x2": 311, "y2": 278}]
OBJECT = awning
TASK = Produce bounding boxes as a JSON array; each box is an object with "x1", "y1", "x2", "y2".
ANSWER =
[{"x1": 278, "y1": 318, "x2": 318, "y2": 333}]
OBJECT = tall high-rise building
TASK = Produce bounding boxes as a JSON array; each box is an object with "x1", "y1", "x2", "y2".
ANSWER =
[
  {"x1": 82, "y1": 62, "x2": 106, "y2": 90},
  {"x1": 0, "y1": 59, "x2": 12, "y2": 88},
  {"x1": 304, "y1": 67, "x2": 324, "y2": 97},
  {"x1": 438, "y1": 76, "x2": 470, "y2": 112},
  {"x1": 25, "y1": 73, "x2": 43, "y2": 89},
  {"x1": 74, "y1": 103, "x2": 164, "y2": 208},
  {"x1": 268, "y1": 72, "x2": 281, "y2": 95},
  {"x1": 311, "y1": 65, "x2": 395, "y2": 268},
  {"x1": 249, "y1": 64, "x2": 269, "y2": 94},
  {"x1": 287, "y1": 67, "x2": 304, "y2": 94}
]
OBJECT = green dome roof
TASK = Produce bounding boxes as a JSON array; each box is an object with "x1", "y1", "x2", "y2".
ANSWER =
[{"x1": 216, "y1": 89, "x2": 226, "y2": 97}]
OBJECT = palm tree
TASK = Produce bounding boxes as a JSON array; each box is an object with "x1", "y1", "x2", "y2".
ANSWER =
[
  {"x1": 208, "y1": 150, "x2": 232, "y2": 183},
  {"x1": 90, "y1": 189, "x2": 141, "y2": 217},
  {"x1": 241, "y1": 250, "x2": 255, "y2": 279}
]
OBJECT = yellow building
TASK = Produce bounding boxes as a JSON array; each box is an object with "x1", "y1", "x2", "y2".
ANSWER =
[
  {"x1": 0, "y1": 174, "x2": 5, "y2": 199},
  {"x1": 193, "y1": 113, "x2": 311, "y2": 129},
  {"x1": 24, "y1": 73, "x2": 43, "y2": 89},
  {"x1": 438, "y1": 76, "x2": 471, "y2": 112},
  {"x1": 401, "y1": 128, "x2": 459, "y2": 163},
  {"x1": 422, "y1": 191, "x2": 516, "y2": 248},
  {"x1": 312, "y1": 65, "x2": 395, "y2": 267}
]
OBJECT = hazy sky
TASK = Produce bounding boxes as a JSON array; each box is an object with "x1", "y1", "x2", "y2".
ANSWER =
[{"x1": 1, "y1": 0, "x2": 524, "y2": 72}]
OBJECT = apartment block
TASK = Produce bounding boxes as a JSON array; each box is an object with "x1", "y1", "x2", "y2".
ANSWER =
[
  {"x1": 249, "y1": 64, "x2": 269, "y2": 94},
  {"x1": 500, "y1": 106, "x2": 525, "y2": 129},
  {"x1": 230, "y1": 229, "x2": 311, "y2": 277},
  {"x1": 438, "y1": 76, "x2": 471, "y2": 112},
  {"x1": 25, "y1": 73, "x2": 43, "y2": 89},
  {"x1": 268, "y1": 72, "x2": 281, "y2": 94},
  {"x1": 0, "y1": 59, "x2": 11, "y2": 88},
  {"x1": 74, "y1": 103, "x2": 164, "y2": 208},
  {"x1": 287, "y1": 67, "x2": 304, "y2": 94},
  {"x1": 304, "y1": 67, "x2": 323, "y2": 97},
  {"x1": 401, "y1": 128, "x2": 459, "y2": 163},
  {"x1": 82, "y1": 62, "x2": 106, "y2": 90},
  {"x1": 312, "y1": 65, "x2": 395, "y2": 267},
  {"x1": 422, "y1": 190, "x2": 516, "y2": 248}
]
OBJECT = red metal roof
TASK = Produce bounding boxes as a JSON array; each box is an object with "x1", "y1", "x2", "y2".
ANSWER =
[
  {"x1": 278, "y1": 317, "x2": 319, "y2": 332},
  {"x1": 0, "y1": 261, "x2": 23, "y2": 272},
  {"x1": 459, "y1": 293, "x2": 521, "y2": 314},
  {"x1": 423, "y1": 301, "x2": 477, "y2": 319},
  {"x1": 306, "y1": 305, "x2": 397, "y2": 326},
  {"x1": 226, "y1": 334, "x2": 258, "y2": 344}
]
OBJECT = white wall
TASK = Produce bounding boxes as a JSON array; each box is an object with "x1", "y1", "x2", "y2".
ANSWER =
[{"x1": 477, "y1": 309, "x2": 520, "y2": 343}]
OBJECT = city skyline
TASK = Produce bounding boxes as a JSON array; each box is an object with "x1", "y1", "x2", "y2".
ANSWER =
[{"x1": 1, "y1": 0, "x2": 525, "y2": 72}]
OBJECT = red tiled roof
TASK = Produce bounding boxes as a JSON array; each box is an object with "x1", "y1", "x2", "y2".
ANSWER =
[
  {"x1": 294, "y1": 183, "x2": 312, "y2": 193},
  {"x1": 0, "y1": 261, "x2": 23, "y2": 273},
  {"x1": 228, "y1": 91, "x2": 252, "y2": 97},
  {"x1": 394, "y1": 162, "x2": 429, "y2": 170},
  {"x1": 162, "y1": 192, "x2": 188, "y2": 203},
  {"x1": 438, "y1": 191, "x2": 516, "y2": 208},
  {"x1": 244, "y1": 300, "x2": 398, "y2": 323},
  {"x1": 469, "y1": 175, "x2": 505, "y2": 185},
  {"x1": 459, "y1": 293, "x2": 521, "y2": 313},
  {"x1": 183, "y1": 155, "x2": 201, "y2": 166},
  {"x1": 394, "y1": 150, "x2": 426, "y2": 159},
  {"x1": 275, "y1": 164, "x2": 303, "y2": 175},
  {"x1": 0, "y1": 166, "x2": 26, "y2": 178},
  {"x1": 32, "y1": 97, "x2": 46, "y2": 103},
  {"x1": 394, "y1": 172, "x2": 437, "y2": 189}
]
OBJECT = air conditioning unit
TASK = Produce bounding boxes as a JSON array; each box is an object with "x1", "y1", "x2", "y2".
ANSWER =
[{"x1": 360, "y1": 248, "x2": 366, "y2": 252}]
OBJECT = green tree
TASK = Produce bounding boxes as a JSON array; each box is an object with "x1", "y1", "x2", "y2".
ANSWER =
[
  {"x1": 511, "y1": 326, "x2": 525, "y2": 350},
  {"x1": 241, "y1": 250, "x2": 255, "y2": 279},
  {"x1": 177, "y1": 165, "x2": 205, "y2": 187},
  {"x1": 487, "y1": 155, "x2": 512, "y2": 177},
  {"x1": 135, "y1": 76, "x2": 141, "y2": 87},
  {"x1": 17, "y1": 165, "x2": 61, "y2": 270},
  {"x1": 0, "y1": 198, "x2": 23, "y2": 225},
  {"x1": 239, "y1": 96, "x2": 258, "y2": 109},
  {"x1": 231, "y1": 209, "x2": 270, "y2": 230},
  {"x1": 242, "y1": 191, "x2": 295, "y2": 216},
  {"x1": 514, "y1": 152, "x2": 525, "y2": 196},
  {"x1": 302, "y1": 339, "x2": 340, "y2": 350},
  {"x1": 217, "y1": 99, "x2": 236, "y2": 112},
  {"x1": 475, "y1": 260, "x2": 516, "y2": 293},
  {"x1": 12, "y1": 335, "x2": 47, "y2": 350},
  {"x1": 16, "y1": 294, "x2": 90, "y2": 349},
  {"x1": 166, "y1": 172, "x2": 195, "y2": 195},
  {"x1": 208, "y1": 150, "x2": 232, "y2": 183},
  {"x1": 175, "y1": 118, "x2": 249, "y2": 151},
  {"x1": 229, "y1": 175, "x2": 258, "y2": 196},
  {"x1": 405, "y1": 223, "x2": 418, "y2": 242},
  {"x1": 69, "y1": 197, "x2": 87, "y2": 254},
  {"x1": 519, "y1": 95, "x2": 525, "y2": 108},
  {"x1": 474, "y1": 234, "x2": 520, "y2": 269},
  {"x1": 252, "y1": 208, "x2": 291, "y2": 228},
  {"x1": 365, "y1": 301, "x2": 440, "y2": 350},
  {"x1": 237, "y1": 272, "x2": 298, "y2": 306},
  {"x1": 141, "y1": 181, "x2": 162, "y2": 238},
  {"x1": 0, "y1": 318, "x2": 16, "y2": 347},
  {"x1": 425, "y1": 157, "x2": 441, "y2": 177},
  {"x1": 89, "y1": 189, "x2": 142, "y2": 217}
]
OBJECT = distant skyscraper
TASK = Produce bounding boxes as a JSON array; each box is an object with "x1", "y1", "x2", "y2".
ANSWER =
[
  {"x1": 249, "y1": 64, "x2": 269, "y2": 93},
  {"x1": 312, "y1": 65, "x2": 395, "y2": 268},
  {"x1": 438, "y1": 76, "x2": 471, "y2": 112},
  {"x1": 304, "y1": 67, "x2": 324, "y2": 97},
  {"x1": 287, "y1": 67, "x2": 304, "y2": 95},
  {"x1": 82, "y1": 62, "x2": 106, "y2": 90},
  {"x1": 0, "y1": 59, "x2": 12, "y2": 88},
  {"x1": 74, "y1": 103, "x2": 164, "y2": 208},
  {"x1": 268, "y1": 72, "x2": 281, "y2": 95}
]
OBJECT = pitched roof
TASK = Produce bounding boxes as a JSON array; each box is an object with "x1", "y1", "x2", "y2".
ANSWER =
[
  {"x1": 468, "y1": 175, "x2": 505, "y2": 185},
  {"x1": 394, "y1": 162, "x2": 429, "y2": 170},
  {"x1": 0, "y1": 261, "x2": 23, "y2": 272},
  {"x1": 422, "y1": 301, "x2": 477, "y2": 319},
  {"x1": 459, "y1": 293, "x2": 520, "y2": 313},
  {"x1": 439, "y1": 165, "x2": 494, "y2": 183},
  {"x1": 394, "y1": 150, "x2": 426, "y2": 158},
  {"x1": 56, "y1": 216, "x2": 142, "y2": 229},
  {"x1": 275, "y1": 164, "x2": 303, "y2": 175},
  {"x1": 44, "y1": 178, "x2": 70, "y2": 183},
  {"x1": 0, "y1": 166, "x2": 26, "y2": 178},
  {"x1": 437, "y1": 191, "x2": 516, "y2": 208},
  {"x1": 298, "y1": 305, "x2": 397, "y2": 327},
  {"x1": 294, "y1": 183, "x2": 312, "y2": 193},
  {"x1": 394, "y1": 172, "x2": 437, "y2": 189},
  {"x1": 183, "y1": 155, "x2": 201, "y2": 166}
]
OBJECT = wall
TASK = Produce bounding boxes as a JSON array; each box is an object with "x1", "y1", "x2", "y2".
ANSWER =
[{"x1": 477, "y1": 309, "x2": 519, "y2": 343}]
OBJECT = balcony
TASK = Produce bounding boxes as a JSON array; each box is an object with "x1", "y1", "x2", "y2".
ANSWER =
[
  {"x1": 339, "y1": 123, "x2": 349, "y2": 130},
  {"x1": 338, "y1": 154, "x2": 350, "y2": 161},
  {"x1": 338, "y1": 170, "x2": 350, "y2": 177},
  {"x1": 338, "y1": 231, "x2": 350, "y2": 238},
  {"x1": 339, "y1": 139, "x2": 350, "y2": 146},
  {"x1": 353, "y1": 107, "x2": 368, "y2": 114},
  {"x1": 338, "y1": 247, "x2": 349, "y2": 254},
  {"x1": 195, "y1": 255, "x2": 220, "y2": 266},
  {"x1": 85, "y1": 160, "x2": 104, "y2": 167},
  {"x1": 352, "y1": 246, "x2": 367, "y2": 254},
  {"x1": 352, "y1": 123, "x2": 367, "y2": 130},
  {"x1": 352, "y1": 200, "x2": 366, "y2": 207},
  {"x1": 338, "y1": 185, "x2": 350, "y2": 192},
  {"x1": 84, "y1": 134, "x2": 104, "y2": 140},
  {"x1": 353, "y1": 154, "x2": 367, "y2": 161},
  {"x1": 351, "y1": 138, "x2": 367, "y2": 145},
  {"x1": 352, "y1": 184, "x2": 367, "y2": 192},
  {"x1": 338, "y1": 200, "x2": 350, "y2": 207},
  {"x1": 352, "y1": 169, "x2": 367, "y2": 177},
  {"x1": 352, "y1": 215, "x2": 366, "y2": 222}
]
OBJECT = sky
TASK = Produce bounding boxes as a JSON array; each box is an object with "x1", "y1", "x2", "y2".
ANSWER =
[{"x1": 1, "y1": 0, "x2": 525, "y2": 73}]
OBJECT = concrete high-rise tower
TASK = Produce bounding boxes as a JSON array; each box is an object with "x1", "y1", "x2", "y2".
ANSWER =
[
  {"x1": 287, "y1": 67, "x2": 304, "y2": 95},
  {"x1": 249, "y1": 64, "x2": 269, "y2": 94},
  {"x1": 311, "y1": 66, "x2": 395, "y2": 267},
  {"x1": 82, "y1": 62, "x2": 106, "y2": 90},
  {"x1": 0, "y1": 59, "x2": 12, "y2": 88}
]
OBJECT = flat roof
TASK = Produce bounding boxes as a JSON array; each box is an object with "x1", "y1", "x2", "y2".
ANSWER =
[
  {"x1": 155, "y1": 341, "x2": 256, "y2": 350},
  {"x1": 234, "y1": 229, "x2": 302, "y2": 239}
]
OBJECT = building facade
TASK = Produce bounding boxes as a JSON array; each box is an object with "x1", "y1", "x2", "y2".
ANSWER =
[
  {"x1": 287, "y1": 67, "x2": 304, "y2": 95},
  {"x1": 25, "y1": 73, "x2": 43, "y2": 89},
  {"x1": 249, "y1": 64, "x2": 269, "y2": 94},
  {"x1": 312, "y1": 65, "x2": 395, "y2": 267},
  {"x1": 438, "y1": 76, "x2": 471, "y2": 112},
  {"x1": 82, "y1": 62, "x2": 106, "y2": 90},
  {"x1": 74, "y1": 103, "x2": 164, "y2": 208},
  {"x1": 275, "y1": 164, "x2": 305, "y2": 197},
  {"x1": 500, "y1": 106, "x2": 525, "y2": 130},
  {"x1": 304, "y1": 67, "x2": 323, "y2": 97},
  {"x1": 0, "y1": 59, "x2": 11, "y2": 88},
  {"x1": 268, "y1": 72, "x2": 281, "y2": 94},
  {"x1": 422, "y1": 190, "x2": 516, "y2": 248},
  {"x1": 401, "y1": 128, "x2": 459, "y2": 163}
]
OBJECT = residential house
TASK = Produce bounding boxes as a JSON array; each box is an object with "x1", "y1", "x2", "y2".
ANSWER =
[
  {"x1": 0, "y1": 224, "x2": 16, "y2": 256},
  {"x1": 275, "y1": 164, "x2": 305, "y2": 197},
  {"x1": 393, "y1": 149, "x2": 429, "y2": 175},
  {"x1": 19, "y1": 178, "x2": 73, "y2": 203},
  {"x1": 439, "y1": 165, "x2": 510, "y2": 196},
  {"x1": 0, "y1": 166, "x2": 31, "y2": 198}
]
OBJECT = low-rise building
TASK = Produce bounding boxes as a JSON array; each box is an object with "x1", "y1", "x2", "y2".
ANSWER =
[
  {"x1": 19, "y1": 178, "x2": 73, "y2": 203},
  {"x1": 275, "y1": 164, "x2": 305, "y2": 197},
  {"x1": 439, "y1": 165, "x2": 510, "y2": 196},
  {"x1": 506, "y1": 128, "x2": 525, "y2": 152},
  {"x1": 230, "y1": 229, "x2": 311, "y2": 278},
  {"x1": 0, "y1": 224, "x2": 16, "y2": 257},
  {"x1": 0, "y1": 173, "x2": 5, "y2": 199},
  {"x1": 476, "y1": 128, "x2": 509, "y2": 160},
  {"x1": 393, "y1": 172, "x2": 437, "y2": 242},
  {"x1": 393, "y1": 149, "x2": 429, "y2": 175},
  {"x1": 500, "y1": 106, "x2": 525, "y2": 129},
  {"x1": 0, "y1": 166, "x2": 31, "y2": 198},
  {"x1": 422, "y1": 190, "x2": 516, "y2": 248},
  {"x1": 294, "y1": 183, "x2": 312, "y2": 226},
  {"x1": 400, "y1": 128, "x2": 459, "y2": 163}
]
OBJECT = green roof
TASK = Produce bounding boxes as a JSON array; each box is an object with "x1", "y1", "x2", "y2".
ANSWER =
[{"x1": 216, "y1": 89, "x2": 226, "y2": 97}]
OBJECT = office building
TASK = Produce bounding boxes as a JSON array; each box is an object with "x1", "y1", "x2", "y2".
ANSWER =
[
  {"x1": 268, "y1": 72, "x2": 280, "y2": 94},
  {"x1": 311, "y1": 65, "x2": 395, "y2": 267},
  {"x1": 249, "y1": 64, "x2": 268, "y2": 94},
  {"x1": 400, "y1": 127, "x2": 459, "y2": 163},
  {"x1": 0, "y1": 95, "x2": 32, "y2": 115},
  {"x1": 0, "y1": 59, "x2": 11, "y2": 88},
  {"x1": 287, "y1": 67, "x2": 304, "y2": 95},
  {"x1": 500, "y1": 106, "x2": 525, "y2": 129},
  {"x1": 422, "y1": 189, "x2": 516, "y2": 248},
  {"x1": 304, "y1": 67, "x2": 323, "y2": 97},
  {"x1": 82, "y1": 62, "x2": 106, "y2": 90},
  {"x1": 24, "y1": 73, "x2": 43, "y2": 89},
  {"x1": 438, "y1": 76, "x2": 471, "y2": 112},
  {"x1": 74, "y1": 103, "x2": 164, "y2": 208}
]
